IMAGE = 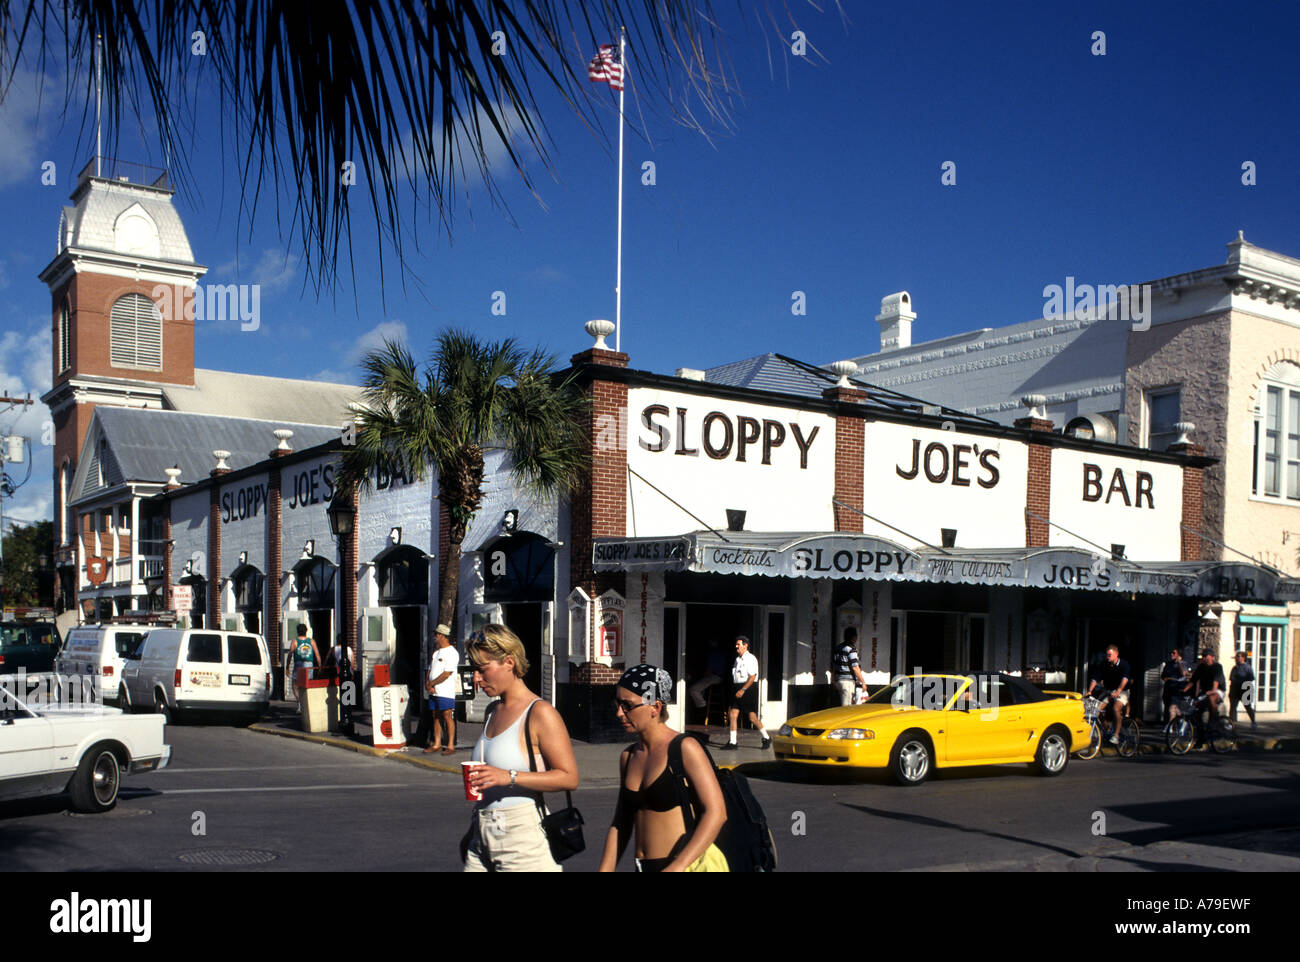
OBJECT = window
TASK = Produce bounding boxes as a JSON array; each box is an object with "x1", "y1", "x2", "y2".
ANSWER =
[
  {"x1": 228, "y1": 635, "x2": 262, "y2": 666},
  {"x1": 187, "y1": 633, "x2": 223, "y2": 663},
  {"x1": 1234, "y1": 621, "x2": 1284, "y2": 712},
  {"x1": 109, "y1": 293, "x2": 163, "y2": 370},
  {"x1": 1252, "y1": 362, "x2": 1300, "y2": 501},
  {"x1": 1145, "y1": 388, "x2": 1181, "y2": 451},
  {"x1": 58, "y1": 299, "x2": 71, "y2": 372}
]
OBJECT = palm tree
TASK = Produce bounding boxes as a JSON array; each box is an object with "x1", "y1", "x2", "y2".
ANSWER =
[
  {"x1": 0, "y1": 1, "x2": 827, "y2": 289},
  {"x1": 338, "y1": 330, "x2": 588, "y2": 629}
]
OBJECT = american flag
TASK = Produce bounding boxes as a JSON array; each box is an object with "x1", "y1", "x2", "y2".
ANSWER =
[{"x1": 587, "y1": 43, "x2": 623, "y2": 92}]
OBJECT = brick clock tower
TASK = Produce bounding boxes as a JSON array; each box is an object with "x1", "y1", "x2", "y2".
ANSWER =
[{"x1": 38, "y1": 158, "x2": 206, "y2": 616}]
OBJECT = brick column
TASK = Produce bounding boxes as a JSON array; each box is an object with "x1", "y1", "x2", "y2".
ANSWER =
[
  {"x1": 344, "y1": 484, "x2": 358, "y2": 660},
  {"x1": 208, "y1": 462, "x2": 229, "y2": 625},
  {"x1": 823, "y1": 387, "x2": 866, "y2": 532},
  {"x1": 1169, "y1": 441, "x2": 1206, "y2": 561},
  {"x1": 1015, "y1": 415, "x2": 1055, "y2": 547},
  {"x1": 267, "y1": 448, "x2": 289, "y2": 695}
]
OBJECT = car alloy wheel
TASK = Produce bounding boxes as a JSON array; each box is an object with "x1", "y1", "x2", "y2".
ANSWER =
[
  {"x1": 891, "y1": 733, "x2": 931, "y2": 786},
  {"x1": 1035, "y1": 730, "x2": 1068, "y2": 775}
]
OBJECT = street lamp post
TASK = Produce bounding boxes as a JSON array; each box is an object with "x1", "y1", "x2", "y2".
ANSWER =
[{"x1": 327, "y1": 493, "x2": 356, "y2": 736}]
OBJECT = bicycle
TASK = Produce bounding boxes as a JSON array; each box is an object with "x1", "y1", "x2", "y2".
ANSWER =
[
  {"x1": 1077, "y1": 692, "x2": 1140, "y2": 759},
  {"x1": 1165, "y1": 694, "x2": 1236, "y2": 754}
]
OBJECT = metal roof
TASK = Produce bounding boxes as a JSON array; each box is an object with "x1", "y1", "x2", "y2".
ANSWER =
[
  {"x1": 163, "y1": 369, "x2": 360, "y2": 425},
  {"x1": 84, "y1": 407, "x2": 339, "y2": 490}
]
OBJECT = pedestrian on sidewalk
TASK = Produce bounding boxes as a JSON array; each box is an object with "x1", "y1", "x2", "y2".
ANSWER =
[
  {"x1": 462, "y1": 625, "x2": 579, "y2": 872},
  {"x1": 1230, "y1": 650, "x2": 1257, "y2": 730},
  {"x1": 833, "y1": 626, "x2": 868, "y2": 706},
  {"x1": 723, "y1": 635, "x2": 770, "y2": 751},
  {"x1": 291, "y1": 623, "x2": 321, "y2": 679},
  {"x1": 599, "y1": 664, "x2": 728, "y2": 873},
  {"x1": 424, "y1": 623, "x2": 459, "y2": 755}
]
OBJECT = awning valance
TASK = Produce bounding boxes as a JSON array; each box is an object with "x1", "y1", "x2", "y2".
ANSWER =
[{"x1": 592, "y1": 532, "x2": 1300, "y2": 602}]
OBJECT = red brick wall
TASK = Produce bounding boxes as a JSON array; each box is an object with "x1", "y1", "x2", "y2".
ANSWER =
[
  {"x1": 1169, "y1": 442, "x2": 1206, "y2": 561},
  {"x1": 57, "y1": 274, "x2": 195, "y2": 387},
  {"x1": 266, "y1": 456, "x2": 283, "y2": 672},
  {"x1": 207, "y1": 475, "x2": 224, "y2": 624},
  {"x1": 824, "y1": 387, "x2": 866, "y2": 532},
  {"x1": 1025, "y1": 443, "x2": 1052, "y2": 547},
  {"x1": 568, "y1": 349, "x2": 629, "y2": 665}
]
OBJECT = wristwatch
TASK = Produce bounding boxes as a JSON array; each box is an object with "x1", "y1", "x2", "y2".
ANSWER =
[{"x1": 509, "y1": 769, "x2": 518, "y2": 787}]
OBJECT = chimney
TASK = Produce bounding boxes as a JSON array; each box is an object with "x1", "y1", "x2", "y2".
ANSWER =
[{"x1": 876, "y1": 292, "x2": 916, "y2": 351}]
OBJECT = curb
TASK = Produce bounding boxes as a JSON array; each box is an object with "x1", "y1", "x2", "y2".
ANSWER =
[{"x1": 248, "y1": 723, "x2": 464, "y2": 774}]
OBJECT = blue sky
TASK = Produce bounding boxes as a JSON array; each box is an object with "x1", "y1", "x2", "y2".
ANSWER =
[{"x1": 3, "y1": 1, "x2": 1299, "y2": 523}]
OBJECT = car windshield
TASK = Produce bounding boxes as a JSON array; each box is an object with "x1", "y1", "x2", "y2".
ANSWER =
[{"x1": 864, "y1": 676, "x2": 965, "y2": 711}]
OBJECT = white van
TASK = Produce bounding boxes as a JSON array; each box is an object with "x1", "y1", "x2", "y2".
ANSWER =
[
  {"x1": 56, "y1": 625, "x2": 150, "y2": 706},
  {"x1": 122, "y1": 629, "x2": 271, "y2": 724}
]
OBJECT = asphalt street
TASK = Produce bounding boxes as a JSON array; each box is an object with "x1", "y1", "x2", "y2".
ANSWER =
[{"x1": 3, "y1": 723, "x2": 1299, "y2": 872}]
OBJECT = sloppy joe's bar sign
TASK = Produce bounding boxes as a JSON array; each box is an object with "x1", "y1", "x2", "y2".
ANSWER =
[
  {"x1": 861, "y1": 422, "x2": 1028, "y2": 549},
  {"x1": 593, "y1": 538, "x2": 689, "y2": 569},
  {"x1": 626, "y1": 387, "x2": 835, "y2": 535},
  {"x1": 1049, "y1": 448, "x2": 1182, "y2": 559}
]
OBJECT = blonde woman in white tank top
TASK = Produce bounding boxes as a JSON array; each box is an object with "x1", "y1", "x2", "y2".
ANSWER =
[{"x1": 462, "y1": 625, "x2": 579, "y2": 872}]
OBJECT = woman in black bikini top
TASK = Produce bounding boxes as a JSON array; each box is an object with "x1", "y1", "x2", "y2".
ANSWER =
[{"x1": 597, "y1": 664, "x2": 728, "y2": 873}]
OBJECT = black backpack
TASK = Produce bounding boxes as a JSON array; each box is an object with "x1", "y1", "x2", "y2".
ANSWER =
[{"x1": 664, "y1": 731, "x2": 777, "y2": 872}]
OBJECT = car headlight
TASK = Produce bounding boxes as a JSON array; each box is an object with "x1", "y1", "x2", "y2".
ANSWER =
[
  {"x1": 826, "y1": 728, "x2": 874, "y2": 740},
  {"x1": 777, "y1": 724, "x2": 792, "y2": 737}
]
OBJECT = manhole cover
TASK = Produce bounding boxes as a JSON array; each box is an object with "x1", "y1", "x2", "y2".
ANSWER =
[
  {"x1": 177, "y1": 848, "x2": 281, "y2": 866},
  {"x1": 66, "y1": 808, "x2": 154, "y2": 818}
]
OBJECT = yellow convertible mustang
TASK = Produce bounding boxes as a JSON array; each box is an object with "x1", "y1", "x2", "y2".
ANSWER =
[{"x1": 772, "y1": 673, "x2": 1090, "y2": 785}]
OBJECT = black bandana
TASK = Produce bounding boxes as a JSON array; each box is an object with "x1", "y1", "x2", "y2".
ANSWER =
[{"x1": 618, "y1": 664, "x2": 673, "y2": 705}]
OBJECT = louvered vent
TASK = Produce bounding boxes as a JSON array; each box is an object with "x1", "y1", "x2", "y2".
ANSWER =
[{"x1": 109, "y1": 293, "x2": 163, "y2": 369}]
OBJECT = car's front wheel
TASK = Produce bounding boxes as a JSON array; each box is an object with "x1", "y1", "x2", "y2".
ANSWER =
[
  {"x1": 117, "y1": 684, "x2": 132, "y2": 712},
  {"x1": 68, "y1": 745, "x2": 122, "y2": 813},
  {"x1": 889, "y1": 731, "x2": 932, "y2": 786},
  {"x1": 1034, "y1": 728, "x2": 1070, "y2": 776}
]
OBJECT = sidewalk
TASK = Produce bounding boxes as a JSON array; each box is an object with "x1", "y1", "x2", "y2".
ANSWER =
[{"x1": 248, "y1": 702, "x2": 772, "y2": 778}]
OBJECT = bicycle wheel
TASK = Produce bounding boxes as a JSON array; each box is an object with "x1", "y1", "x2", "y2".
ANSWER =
[
  {"x1": 1165, "y1": 717, "x2": 1193, "y2": 755},
  {"x1": 1210, "y1": 717, "x2": 1236, "y2": 754},
  {"x1": 1118, "y1": 718, "x2": 1140, "y2": 757},
  {"x1": 1077, "y1": 721, "x2": 1101, "y2": 760}
]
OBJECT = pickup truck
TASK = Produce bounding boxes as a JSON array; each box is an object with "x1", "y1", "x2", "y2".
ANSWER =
[{"x1": 0, "y1": 686, "x2": 171, "y2": 813}]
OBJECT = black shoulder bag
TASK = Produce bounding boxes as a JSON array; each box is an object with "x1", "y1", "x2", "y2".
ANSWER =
[{"x1": 524, "y1": 701, "x2": 586, "y2": 862}]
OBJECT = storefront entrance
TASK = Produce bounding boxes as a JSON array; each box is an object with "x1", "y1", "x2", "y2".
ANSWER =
[
  {"x1": 682, "y1": 603, "x2": 758, "y2": 724},
  {"x1": 501, "y1": 603, "x2": 543, "y2": 696}
]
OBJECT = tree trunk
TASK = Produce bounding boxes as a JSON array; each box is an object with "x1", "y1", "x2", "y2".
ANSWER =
[{"x1": 439, "y1": 537, "x2": 462, "y2": 633}]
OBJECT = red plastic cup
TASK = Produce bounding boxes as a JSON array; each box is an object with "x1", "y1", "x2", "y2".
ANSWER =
[{"x1": 461, "y1": 761, "x2": 483, "y2": 801}]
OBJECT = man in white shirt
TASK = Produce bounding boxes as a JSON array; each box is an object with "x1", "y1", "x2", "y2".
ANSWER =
[
  {"x1": 423, "y1": 623, "x2": 460, "y2": 755},
  {"x1": 722, "y1": 635, "x2": 770, "y2": 751}
]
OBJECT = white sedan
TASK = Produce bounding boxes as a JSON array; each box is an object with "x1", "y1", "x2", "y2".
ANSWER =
[{"x1": 0, "y1": 687, "x2": 171, "y2": 813}]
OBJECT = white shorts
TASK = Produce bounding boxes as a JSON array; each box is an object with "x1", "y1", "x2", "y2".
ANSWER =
[{"x1": 463, "y1": 803, "x2": 561, "y2": 873}]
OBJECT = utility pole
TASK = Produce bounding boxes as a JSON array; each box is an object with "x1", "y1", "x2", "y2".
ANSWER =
[{"x1": 0, "y1": 393, "x2": 36, "y2": 611}]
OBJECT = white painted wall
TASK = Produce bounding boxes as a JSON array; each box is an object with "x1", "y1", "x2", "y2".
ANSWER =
[
  {"x1": 626, "y1": 386, "x2": 836, "y2": 535},
  {"x1": 218, "y1": 471, "x2": 271, "y2": 574},
  {"x1": 862, "y1": 421, "x2": 1029, "y2": 549},
  {"x1": 1049, "y1": 448, "x2": 1182, "y2": 560}
]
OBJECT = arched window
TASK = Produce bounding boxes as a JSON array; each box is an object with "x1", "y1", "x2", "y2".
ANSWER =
[
  {"x1": 109, "y1": 293, "x2": 163, "y2": 370},
  {"x1": 1253, "y1": 361, "x2": 1300, "y2": 501}
]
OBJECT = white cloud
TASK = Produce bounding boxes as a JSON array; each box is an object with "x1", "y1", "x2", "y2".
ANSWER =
[
  {"x1": 308, "y1": 319, "x2": 410, "y2": 385},
  {"x1": 215, "y1": 247, "x2": 302, "y2": 295},
  {"x1": 0, "y1": 68, "x2": 58, "y2": 190}
]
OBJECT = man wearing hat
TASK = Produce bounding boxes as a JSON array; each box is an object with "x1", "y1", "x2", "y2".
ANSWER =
[{"x1": 424, "y1": 623, "x2": 460, "y2": 755}]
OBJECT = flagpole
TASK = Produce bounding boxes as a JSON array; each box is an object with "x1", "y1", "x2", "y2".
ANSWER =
[
  {"x1": 95, "y1": 33, "x2": 103, "y2": 176},
  {"x1": 615, "y1": 26, "x2": 626, "y2": 353}
]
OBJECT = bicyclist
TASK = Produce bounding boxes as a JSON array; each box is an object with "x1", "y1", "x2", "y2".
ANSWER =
[
  {"x1": 1086, "y1": 644, "x2": 1131, "y2": 745},
  {"x1": 1183, "y1": 648, "x2": 1226, "y2": 748},
  {"x1": 1161, "y1": 647, "x2": 1189, "y2": 721}
]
